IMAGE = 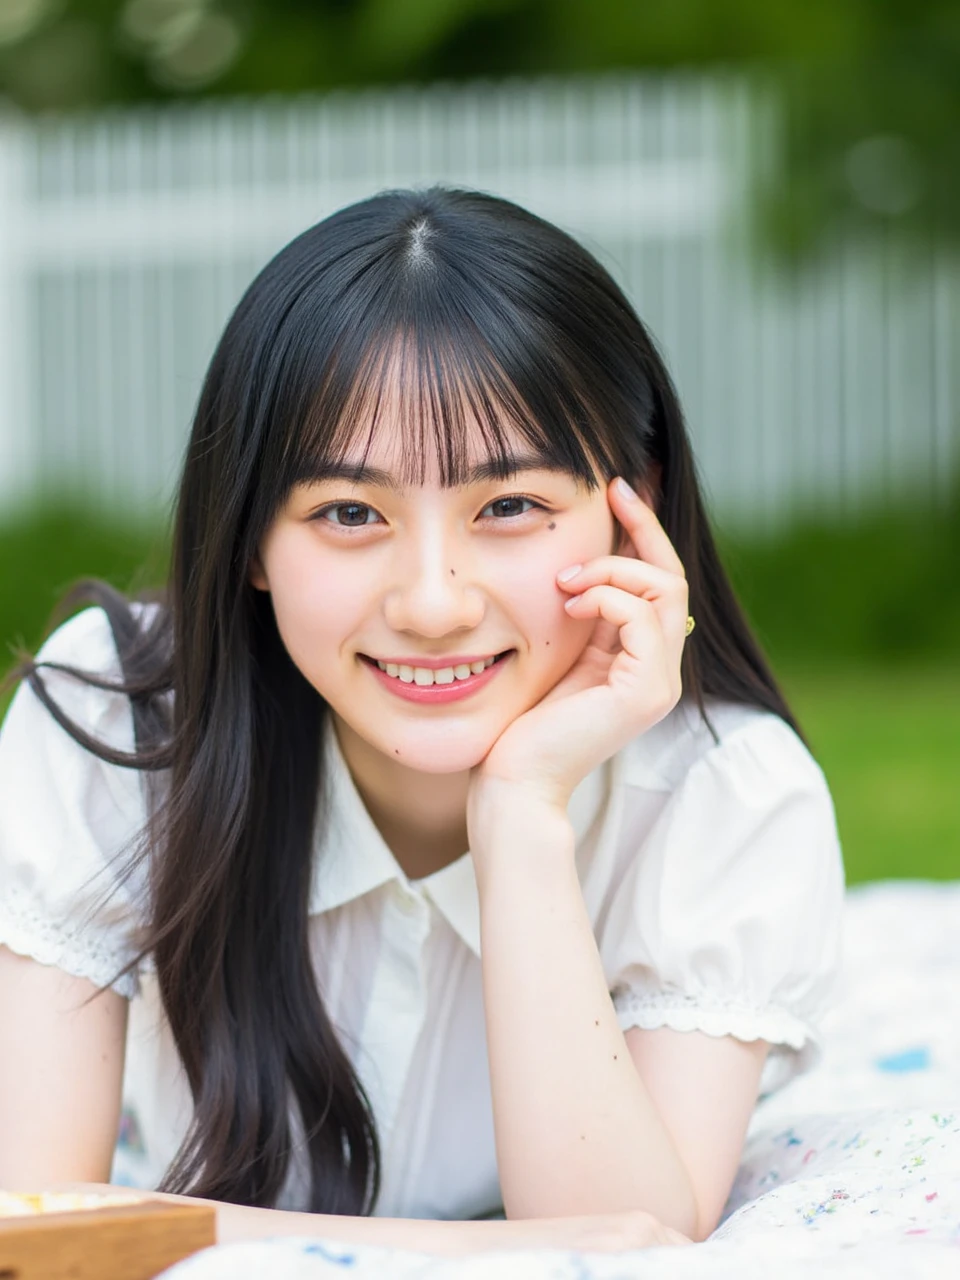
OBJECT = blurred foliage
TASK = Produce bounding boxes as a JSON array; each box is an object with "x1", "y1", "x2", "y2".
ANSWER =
[
  {"x1": 719, "y1": 483, "x2": 960, "y2": 669},
  {"x1": 0, "y1": 1, "x2": 957, "y2": 257},
  {"x1": 0, "y1": 503, "x2": 167, "y2": 677}
]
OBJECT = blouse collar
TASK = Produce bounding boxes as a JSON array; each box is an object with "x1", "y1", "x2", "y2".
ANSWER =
[{"x1": 308, "y1": 713, "x2": 609, "y2": 957}]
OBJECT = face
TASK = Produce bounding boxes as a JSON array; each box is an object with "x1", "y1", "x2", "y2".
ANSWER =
[{"x1": 250, "y1": 407, "x2": 627, "y2": 777}]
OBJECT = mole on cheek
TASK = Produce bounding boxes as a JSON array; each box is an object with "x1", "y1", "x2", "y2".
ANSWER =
[
  {"x1": 450, "y1": 569, "x2": 455, "y2": 576},
  {"x1": 547, "y1": 521, "x2": 556, "y2": 530}
]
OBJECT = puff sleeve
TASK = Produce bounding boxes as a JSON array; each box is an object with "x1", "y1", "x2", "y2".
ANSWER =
[
  {"x1": 0, "y1": 607, "x2": 149, "y2": 997},
  {"x1": 598, "y1": 713, "x2": 845, "y2": 1096}
]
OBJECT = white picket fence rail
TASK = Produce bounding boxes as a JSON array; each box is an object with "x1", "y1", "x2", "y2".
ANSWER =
[{"x1": 0, "y1": 73, "x2": 957, "y2": 531}]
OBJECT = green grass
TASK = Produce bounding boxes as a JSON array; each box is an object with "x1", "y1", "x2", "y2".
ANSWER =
[{"x1": 781, "y1": 664, "x2": 960, "y2": 885}]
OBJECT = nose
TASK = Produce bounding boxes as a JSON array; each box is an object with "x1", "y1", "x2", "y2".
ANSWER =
[{"x1": 382, "y1": 531, "x2": 485, "y2": 639}]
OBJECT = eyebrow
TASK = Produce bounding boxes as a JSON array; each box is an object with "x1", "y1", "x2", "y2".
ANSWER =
[{"x1": 295, "y1": 451, "x2": 572, "y2": 488}]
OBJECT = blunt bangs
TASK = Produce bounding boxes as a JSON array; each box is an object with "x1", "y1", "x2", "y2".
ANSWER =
[
  {"x1": 290, "y1": 323, "x2": 616, "y2": 498},
  {"x1": 241, "y1": 196, "x2": 664, "y2": 526}
]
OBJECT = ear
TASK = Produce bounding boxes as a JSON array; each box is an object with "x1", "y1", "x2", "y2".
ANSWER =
[{"x1": 248, "y1": 552, "x2": 270, "y2": 592}]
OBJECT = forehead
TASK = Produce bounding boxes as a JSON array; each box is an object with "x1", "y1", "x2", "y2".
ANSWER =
[
  {"x1": 340, "y1": 420, "x2": 541, "y2": 485},
  {"x1": 302, "y1": 431, "x2": 581, "y2": 492},
  {"x1": 297, "y1": 357, "x2": 600, "y2": 491}
]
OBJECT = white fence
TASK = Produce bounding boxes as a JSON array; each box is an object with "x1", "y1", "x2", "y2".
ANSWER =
[{"x1": 0, "y1": 73, "x2": 957, "y2": 532}]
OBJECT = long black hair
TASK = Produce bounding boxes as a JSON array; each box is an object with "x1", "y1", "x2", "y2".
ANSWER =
[{"x1": 13, "y1": 187, "x2": 801, "y2": 1215}]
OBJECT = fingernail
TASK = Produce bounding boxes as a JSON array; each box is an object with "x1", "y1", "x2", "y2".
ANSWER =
[
  {"x1": 557, "y1": 563, "x2": 582, "y2": 583},
  {"x1": 616, "y1": 477, "x2": 638, "y2": 502}
]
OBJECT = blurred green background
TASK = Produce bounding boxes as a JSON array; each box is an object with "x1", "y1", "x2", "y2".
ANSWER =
[
  {"x1": 2, "y1": 0, "x2": 958, "y2": 256},
  {"x1": 1, "y1": 0, "x2": 958, "y2": 885}
]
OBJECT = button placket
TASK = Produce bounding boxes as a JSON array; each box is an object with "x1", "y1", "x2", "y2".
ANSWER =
[
  {"x1": 354, "y1": 884, "x2": 432, "y2": 1213},
  {"x1": 394, "y1": 883, "x2": 425, "y2": 917}
]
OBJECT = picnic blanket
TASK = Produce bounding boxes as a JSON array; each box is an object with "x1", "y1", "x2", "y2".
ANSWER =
[{"x1": 161, "y1": 880, "x2": 960, "y2": 1277}]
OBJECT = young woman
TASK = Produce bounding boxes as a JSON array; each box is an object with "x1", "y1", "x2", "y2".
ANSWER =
[{"x1": 0, "y1": 187, "x2": 843, "y2": 1256}]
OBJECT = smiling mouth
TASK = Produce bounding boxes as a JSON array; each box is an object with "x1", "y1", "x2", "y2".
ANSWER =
[{"x1": 359, "y1": 650, "x2": 514, "y2": 687}]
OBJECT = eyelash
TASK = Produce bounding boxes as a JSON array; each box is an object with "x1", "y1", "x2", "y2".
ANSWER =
[{"x1": 311, "y1": 494, "x2": 549, "y2": 531}]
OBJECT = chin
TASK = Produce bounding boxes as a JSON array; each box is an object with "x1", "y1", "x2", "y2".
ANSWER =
[
  {"x1": 390, "y1": 735, "x2": 494, "y2": 775},
  {"x1": 360, "y1": 719, "x2": 504, "y2": 775}
]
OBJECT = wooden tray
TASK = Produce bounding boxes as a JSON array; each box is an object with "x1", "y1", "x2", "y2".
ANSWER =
[{"x1": 0, "y1": 1197, "x2": 216, "y2": 1280}]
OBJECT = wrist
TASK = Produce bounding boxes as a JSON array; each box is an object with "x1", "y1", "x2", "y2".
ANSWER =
[{"x1": 468, "y1": 789, "x2": 576, "y2": 884}]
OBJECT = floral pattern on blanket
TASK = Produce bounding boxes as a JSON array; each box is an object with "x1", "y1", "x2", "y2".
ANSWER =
[{"x1": 719, "y1": 1108, "x2": 960, "y2": 1244}]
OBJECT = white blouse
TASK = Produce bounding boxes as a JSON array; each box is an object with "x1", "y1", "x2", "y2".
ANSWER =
[{"x1": 0, "y1": 607, "x2": 844, "y2": 1219}]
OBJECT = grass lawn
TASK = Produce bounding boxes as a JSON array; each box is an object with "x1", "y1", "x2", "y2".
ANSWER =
[{"x1": 780, "y1": 664, "x2": 960, "y2": 886}]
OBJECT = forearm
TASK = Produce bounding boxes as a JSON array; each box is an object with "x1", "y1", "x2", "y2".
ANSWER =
[
  {"x1": 474, "y1": 807, "x2": 698, "y2": 1234},
  {"x1": 215, "y1": 1200, "x2": 510, "y2": 1253},
  {"x1": 43, "y1": 1182, "x2": 601, "y2": 1256}
]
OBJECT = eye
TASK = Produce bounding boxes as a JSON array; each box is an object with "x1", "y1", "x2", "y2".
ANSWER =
[
  {"x1": 480, "y1": 495, "x2": 545, "y2": 520},
  {"x1": 313, "y1": 502, "x2": 383, "y2": 529},
  {"x1": 312, "y1": 494, "x2": 547, "y2": 530}
]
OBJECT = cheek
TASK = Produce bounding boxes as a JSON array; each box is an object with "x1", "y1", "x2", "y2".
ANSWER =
[
  {"x1": 261, "y1": 533, "x2": 366, "y2": 677},
  {"x1": 500, "y1": 529, "x2": 603, "y2": 659}
]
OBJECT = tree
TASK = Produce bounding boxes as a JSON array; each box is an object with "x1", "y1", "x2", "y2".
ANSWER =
[{"x1": 1, "y1": 0, "x2": 957, "y2": 255}]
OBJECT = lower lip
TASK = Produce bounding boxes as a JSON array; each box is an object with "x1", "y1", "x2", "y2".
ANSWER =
[{"x1": 360, "y1": 652, "x2": 513, "y2": 703}]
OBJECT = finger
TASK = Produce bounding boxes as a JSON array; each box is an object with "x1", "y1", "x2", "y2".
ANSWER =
[
  {"x1": 556, "y1": 555, "x2": 688, "y2": 608},
  {"x1": 609, "y1": 477, "x2": 686, "y2": 578},
  {"x1": 565, "y1": 591, "x2": 675, "y2": 688},
  {"x1": 564, "y1": 581, "x2": 689, "y2": 653}
]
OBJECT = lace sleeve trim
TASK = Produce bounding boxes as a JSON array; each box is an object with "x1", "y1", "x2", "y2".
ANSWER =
[
  {"x1": 0, "y1": 900, "x2": 139, "y2": 999},
  {"x1": 612, "y1": 986, "x2": 818, "y2": 1051}
]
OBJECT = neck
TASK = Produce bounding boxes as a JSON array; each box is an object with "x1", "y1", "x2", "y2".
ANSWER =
[{"x1": 331, "y1": 713, "x2": 471, "y2": 881}]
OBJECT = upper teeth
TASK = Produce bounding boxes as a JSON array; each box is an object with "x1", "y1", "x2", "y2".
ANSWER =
[{"x1": 376, "y1": 655, "x2": 498, "y2": 685}]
